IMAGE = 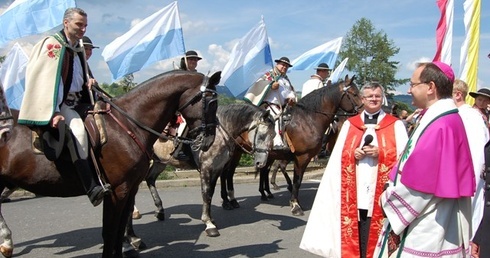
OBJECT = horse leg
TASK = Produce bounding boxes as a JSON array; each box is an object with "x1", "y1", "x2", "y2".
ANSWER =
[
  {"x1": 200, "y1": 167, "x2": 221, "y2": 237},
  {"x1": 262, "y1": 166, "x2": 274, "y2": 199},
  {"x1": 270, "y1": 161, "x2": 280, "y2": 190},
  {"x1": 120, "y1": 191, "x2": 142, "y2": 258},
  {"x1": 220, "y1": 168, "x2": 233, "y2": 210},
  {"x1": 0, "y1": 186, "x2": 14, "y2": 258},
  {"x1": 280, "y1": 161, "x2": 293, "y2": 192},
  {"x1": 146, "y1": 161, "x2": 166, "y2": 220},
  {"x1": 102, "y1": 189, "x2": 137, "y2": 258},
  {"x1": 132, "y1": 205, "x2": 142, "y2": 220},
  {"x1": 289, "y1": 161, "x2": 307, "y2": 216},
  {"x1": 227, "y1": 168, "x2": 240, "y2": 209},
  {"x1": 225, "y1": 153, "x2": 241, "y2": 209},
  {"x1": 258, "y1": 161, "x2": 273, "y2": 201},
  {"x1": 124, "y1": 205, "x2": 146, "y2": 252}
]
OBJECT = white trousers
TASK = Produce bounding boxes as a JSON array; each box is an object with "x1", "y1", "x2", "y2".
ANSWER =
[
  {"x1": 60, "y1": 104, "x2": 88, "y2": 160},
  {"x1": 266, "y1": 104, "x2": 284, "y2": 147}
]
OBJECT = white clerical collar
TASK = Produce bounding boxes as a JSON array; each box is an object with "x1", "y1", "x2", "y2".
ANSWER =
[{"x1": 364, "y1": 110, "x2": 381, "y2": 119}]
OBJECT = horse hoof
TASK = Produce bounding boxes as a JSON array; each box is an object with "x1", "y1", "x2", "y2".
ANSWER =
[
  {"x1": 129, "y1": 237, "x2": 142, "y2": 251},
  {"x1": 137, "y1": 241, "x2": 147, "y2": 250},
  {"x1": 272, "y1": 185, "x2": 280, "y2": 191},
  {"x1": 132, "y1": 211, "x2": 142, "y2": 220},
  {"x1": 222, "y1": 202, "x2": 234, "y2": 210},
  {"x1": 205, "y1": 228, "x2": 220, "y2": 237},
  {"x1": 230, "y1": 199, "x2": 240, "y2": 208},
  {"x1": 291, "y1": 206, "x2": 304, "y2": 216},
  {"x1": 154, "y1": 211, "x2": 165, "y2": 221},
  {"x1": 0, "y1": 245, "x2": 13, "y2": 258},
  {"x1": 267, "y1": 194, "x2": 274, "y2": 199}
]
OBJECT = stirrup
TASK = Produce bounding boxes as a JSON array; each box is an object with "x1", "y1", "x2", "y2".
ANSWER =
[{"x1": 88, "y1": 184, "x2": 111, "y2": 207}]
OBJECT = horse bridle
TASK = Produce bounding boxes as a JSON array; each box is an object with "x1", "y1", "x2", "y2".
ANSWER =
[
  {"x1": 338, "y1": 84, "x2": 363, "y2": 116},
  {"x1": 175, "y1": 79, "x2": 218, "y2": 151},
  {"x1": 92, "y1": 75, "x2": 218, "y2": 155},
  {"x1": 218, "y1": 118, "x2": 270, "y2": 156}
]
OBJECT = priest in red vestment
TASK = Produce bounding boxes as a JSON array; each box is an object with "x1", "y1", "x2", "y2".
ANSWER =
[{"x1": 300, "y1": 81, "x2": 408, "y2": 258}]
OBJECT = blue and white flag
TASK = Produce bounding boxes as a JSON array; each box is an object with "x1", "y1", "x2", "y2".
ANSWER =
[
  {"x1": 328, "y1": 57, "x2": 348, "y2": 84},
  {"x1": 0, "y1": 43, "x2": 28, "y2": 109},
  {"x1": 102, "y1": 1, "x2": 185, "y2": 81},
  {"x1": 290, "y1": 37, "x2": 343, "y2": 71},
  {"x1": 0, "y1": 0, "x2": 75, "y2": 46},
  {"x1": 220, "y1": 18, "x2": 273, "y2": 97}
]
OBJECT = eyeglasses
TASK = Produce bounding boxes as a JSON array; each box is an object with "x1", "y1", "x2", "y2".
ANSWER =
[
  {"x1": 409, "y1": 81, "x2": 427, "y2": 88},
  {"x1": 362, "y1": 95, "x2": 382, "y2": 100}
]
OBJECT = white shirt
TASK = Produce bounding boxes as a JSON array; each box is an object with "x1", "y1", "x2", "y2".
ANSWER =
[
  {"x1": 301, "y1": 75, "x2": 324, "y2": 98},
  {"x1": 263, "y1": 76, "x2": 296, "y2": 106}
]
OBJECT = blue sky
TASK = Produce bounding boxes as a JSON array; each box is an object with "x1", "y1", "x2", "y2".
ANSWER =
[{"x1": 1, "y1": 0, "x2": 489, "y2": 94}]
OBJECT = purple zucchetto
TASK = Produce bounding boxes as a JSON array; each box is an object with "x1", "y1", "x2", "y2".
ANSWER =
[{"x1": 432, "y1": 61, "x2": 454, "y2": 83}]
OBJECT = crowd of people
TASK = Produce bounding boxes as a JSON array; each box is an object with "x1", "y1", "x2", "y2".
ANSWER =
[{"x1": 15, "y1": 6, "x2": 490, "y2": 258}]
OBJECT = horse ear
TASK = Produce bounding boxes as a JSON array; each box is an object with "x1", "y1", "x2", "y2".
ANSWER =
[
  {"x1": 208, "y1": 71, "x2": 222, "y2": 88},
  {"x1": 326, "y1": 80, "x2": 332, "y2": 87},
  {"x1": 344, "y1": 74, "x2": 349, "y2": 82},
  {"x1": 350, "y1": 75, "x2": 356, "y2": 84}
]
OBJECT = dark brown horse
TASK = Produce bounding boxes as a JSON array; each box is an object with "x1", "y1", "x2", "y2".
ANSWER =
[
  {"x1": 0, "y1": 70, "x2": 220, "y2": 258},
  {"x1": 0, "y1": 82, "x2": 14, "y2": 146},
  {"x1": 221, "y1": 75, "x2": 362, "y2": 216}
]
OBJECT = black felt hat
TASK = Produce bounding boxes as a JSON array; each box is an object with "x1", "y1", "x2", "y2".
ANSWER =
[
  {"x1": 315, "y1": 63, "x2": 331, "y2": 71},
  {"x1": 274, "y1": 57, "x2": 293, "y2": 67},
  {"x1": 469, "y1": 88, "x2": 490, "y2": 99},
  {"x1": 82, "y1": 36, "x2": 99, "y2": 49},
  {"x1": 185, "y1": 50, "x2": 202, "y2": 60}
]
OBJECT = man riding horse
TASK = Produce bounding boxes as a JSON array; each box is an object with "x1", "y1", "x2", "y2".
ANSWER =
[
  {"x1": 17, "y1": 7, "x2": 110, "y2": 206},
  {"x1": 244, "y1": 57, "x2": 297, "y2": 150}
]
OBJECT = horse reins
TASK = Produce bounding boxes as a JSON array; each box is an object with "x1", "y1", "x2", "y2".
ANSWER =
[
  {"x1": 90, "y1": 77, "x2": 217, "y2": 157},
  {"x1": 297, "y1": 83, "x2": 363, "y2": 117},
  {"x1": 217, "y1": 118, "x2": 269, "y2": 156}
]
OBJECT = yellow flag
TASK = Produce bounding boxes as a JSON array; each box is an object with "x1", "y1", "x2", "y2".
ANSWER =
[{"x1": 459, "y1": 0, "x2": 480, "y2": 106}]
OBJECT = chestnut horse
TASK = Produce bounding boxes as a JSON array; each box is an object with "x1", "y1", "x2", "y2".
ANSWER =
[
  {"x1": 0, "y1": 70, "x2": 220, "y2": 258},
  {"x1": 220, "y1": 75, "x2": 362, "y2": 216},
  {"x1": 125, "y1": 103, "x2": 275, "y2": 248},
  {"x1": 0, "y1": 82, "x2": 14, "y2": 146}
]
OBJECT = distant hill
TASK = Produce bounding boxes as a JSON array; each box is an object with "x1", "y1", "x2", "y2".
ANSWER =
[
  {"x1": 393, "y1": 94, "x2": 415, "y2": 110},
  {"x1": 216, "y1": 86, "x2": 234, "y2": 98}
]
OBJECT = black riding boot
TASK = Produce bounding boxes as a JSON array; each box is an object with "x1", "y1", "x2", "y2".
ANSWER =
[{"x1": 73, "y1": 159, "x2": 111, "y2": 207}]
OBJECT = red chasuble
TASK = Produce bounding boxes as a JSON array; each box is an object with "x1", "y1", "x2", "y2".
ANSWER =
[{"x1": 340, "y1": 114, "x2": 398, "y2": 258}]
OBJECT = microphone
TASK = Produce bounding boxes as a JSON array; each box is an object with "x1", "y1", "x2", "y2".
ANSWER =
[{"x1": 362, "y1": 134, "x2": 374, "y2": 147}]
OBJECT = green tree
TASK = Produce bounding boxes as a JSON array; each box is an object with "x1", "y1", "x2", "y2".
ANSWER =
[
  {"x1": 0, "y1": 55, "x2": 5, "y2": 63},
  {"x1": 98, "y1": 82, "x2": 126, "y2": 97},
  {"x1": 119, "y1": 73, "x2": 137, "y2": 93},
  {"x1": 339, "y1": 18, "x2": 409, "y2": 98},
  {"x1": 218, "y1": 94, "x2": 240, "y2": 106}
]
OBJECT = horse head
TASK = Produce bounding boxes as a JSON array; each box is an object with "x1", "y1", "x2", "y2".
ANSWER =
[
  {"x1": 338, "y1": 74, "x2": 363, "y2": 115},
  {"x1": 177, "y1": 71, "x2": 220, "y2": 152},
  {"x1": 0, "y1": 83, "x2": 14, "y2": 147},
  {"x1": 249, "y1": 108, "x2": 275, "y2": 168}
]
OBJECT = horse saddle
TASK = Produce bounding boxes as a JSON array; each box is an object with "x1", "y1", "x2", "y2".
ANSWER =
[
  {"x1": 31, "y1": 120, "x2": 67, "y2": 161},
  {"x1": 84, "y1": 101, "x2": 109, "y2": 151}
]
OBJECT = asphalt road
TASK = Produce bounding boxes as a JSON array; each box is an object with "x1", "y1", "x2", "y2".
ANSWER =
[{"x1": 2, "y1": 176, "x2": 324, "y2": 257}]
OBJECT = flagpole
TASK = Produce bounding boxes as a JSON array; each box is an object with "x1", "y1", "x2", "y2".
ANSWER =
[{"x1": 79, "y1": 39, "x2": 95, "y2": 105}]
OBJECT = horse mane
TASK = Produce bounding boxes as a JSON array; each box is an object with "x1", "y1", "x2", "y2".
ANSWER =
[
  {"x1": 295, "y1": 80, "x2": 345, "y2": 112},
  {"x1": 217, "y1": 103, "x2": 263, "y2": 135}
]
